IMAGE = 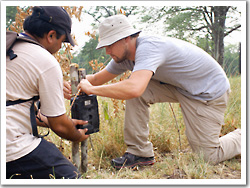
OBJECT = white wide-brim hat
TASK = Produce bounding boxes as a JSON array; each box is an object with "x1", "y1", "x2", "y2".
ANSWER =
[{"x1": 96, "y1": 14, "x2": 141, "y2": 49}]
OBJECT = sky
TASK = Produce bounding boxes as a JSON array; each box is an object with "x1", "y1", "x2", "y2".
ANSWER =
[{"x1": 71, "y1": 12, "x2": 95, "y2": 53}]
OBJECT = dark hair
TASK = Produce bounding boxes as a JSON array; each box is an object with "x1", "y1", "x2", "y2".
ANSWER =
[
  {"x1": 23, "y1": 7, "x2": 65, "y2": 39},
  {"x1": 130, "y1": 32, "x2": 141, "y2": 38}
]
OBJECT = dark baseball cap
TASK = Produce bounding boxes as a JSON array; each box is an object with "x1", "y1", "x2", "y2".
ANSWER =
[{"x1": 32, "y1": 6, "x2": 75, "y2": 46}]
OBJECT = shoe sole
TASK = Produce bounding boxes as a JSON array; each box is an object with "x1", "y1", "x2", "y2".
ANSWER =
[{"x1": 112, "y1": 160, "x2": 155, "y2": 170}]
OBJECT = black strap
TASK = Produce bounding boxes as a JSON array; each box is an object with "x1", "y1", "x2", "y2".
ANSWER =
[
  {"x1": 30, "y1": 99, "x2": 40, "y2": 137},
  {"x1": 7, "y1": 49, "x2": 18, "y2": 60},
  {"x1": 6, "y1": 96, "x2": 39, "y2": 106},
  {"x1": 6, "y1": 96, "x2": 43, "y2": 138},
  {"x1": 7, "y1": 32, "x2": 43, "y2": 61}
]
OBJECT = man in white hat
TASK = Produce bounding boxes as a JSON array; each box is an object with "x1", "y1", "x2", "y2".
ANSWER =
[{"x1": 73, "y1": 14, "x2": 241, "y2": 170}]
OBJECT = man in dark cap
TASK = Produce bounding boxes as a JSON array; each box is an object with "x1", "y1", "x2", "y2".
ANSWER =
[{"x1": 6, "y1": 6, "x2": 88, "y2": 179}]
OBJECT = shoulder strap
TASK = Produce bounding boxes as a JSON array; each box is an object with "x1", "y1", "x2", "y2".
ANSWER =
[
  {"x1": 29, "y1": 98, "x2": 41, "y2": 138},
  {"x1": 6, "y1": 96, "x2": 39, "y2": 106},
  {"x1": 6, "y1": 31, "x2": 43, "y2": 60},
  {"x1": 6, "y1": 31, "x2": 18, "y2": 51},
  {"x1": 6, "y1": 96, "x2": 43, "y2": 138},
  {"x1": 6, "y1": 31, "x2": 19, "y2": 60}
]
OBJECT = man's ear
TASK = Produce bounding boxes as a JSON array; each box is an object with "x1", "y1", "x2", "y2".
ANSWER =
[{"x1": 47, "y1": 30, "x2": 56, "y2": 44}]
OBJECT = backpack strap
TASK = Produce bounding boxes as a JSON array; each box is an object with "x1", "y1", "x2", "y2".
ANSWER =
[
  {"x1": 6, "y1": 31, "x2": 18, "y2": 51},
  {"x1": 6, "y1": 96, "x2": 45, "y2": 138},
  {"x1": 6, "y1": 31, "x2": 19, "y2": 60},
  {"x1": 6, "y1": 96, "x2": 39, "y2": 106},
  {"x1": 7, "y1": 49, "x2": 17, "y2": 60},
  {"x1": 6, "y1": 31, "x2": 43, "y2": 61}
]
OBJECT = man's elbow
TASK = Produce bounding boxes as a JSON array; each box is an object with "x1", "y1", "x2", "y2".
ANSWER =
[{"x1": 128, "y1": 87, "x2": 144, "y2": 99}]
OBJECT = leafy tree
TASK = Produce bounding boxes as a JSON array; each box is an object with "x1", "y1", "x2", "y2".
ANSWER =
[
  {"x1": 6, "y1": 6, "x2": 32, "y2": 31},
  {"x1": 72, "y1": 36, "x2": 110, "y2": 74},
  {"x1": 141, "y1": 6, "x2": 241, "y2": 67},
  {"x1": 6, "y1": 6, "x2": 17, "y2": 28}
]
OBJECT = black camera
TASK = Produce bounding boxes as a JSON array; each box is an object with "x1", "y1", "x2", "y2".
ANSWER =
[{"x1": 71, "y1": 94, "x2": 99, "y2": 135}]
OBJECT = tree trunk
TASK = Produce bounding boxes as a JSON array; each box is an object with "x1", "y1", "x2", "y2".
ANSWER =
[
  {"x1": 70, "y1": 65, "x2": 88, "y2": 173},
  {"x1": 211, "y1": 6, "x2": 229, "y2": 67},
  {"x1": 239, "y1": 42, "x2": 241, "y2": 74},
  {"x1": 78, "y1": 68, "x2": 88, "y2": 173},
  {"x1": 70, "y1": 64, "x2": 81, "y2": 170}
]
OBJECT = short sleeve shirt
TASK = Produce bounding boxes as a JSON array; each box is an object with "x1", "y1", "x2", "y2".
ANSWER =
[
  {"x1": 6, "y1": 41, "x2": 66, "y2": 162},
  {"x1": 105, "y1": 36, "x2": 230, "y2": 101}
]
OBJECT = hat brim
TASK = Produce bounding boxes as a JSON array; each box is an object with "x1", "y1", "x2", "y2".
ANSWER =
[
  {"x1": 96, "y1": 29, "x2": 141, "y2": 50},
  {"x1": 65, "y1": 32, "x2": 75, "y2": 46}
]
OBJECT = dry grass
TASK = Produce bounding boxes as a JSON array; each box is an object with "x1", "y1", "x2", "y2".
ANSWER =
[{"x1": 39, "y1": 76, "x2": 242, "y2": 180}]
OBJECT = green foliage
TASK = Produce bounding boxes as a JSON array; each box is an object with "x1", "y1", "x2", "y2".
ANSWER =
[
  {"x1": 195, "y1": 36, "x2": 241, "y2": 77},
  {"x1": 164, "y1": 7, "x2": 204, "y2": 40},
  {"x1": 6, "y1": 6, "x2": 18, "y2": 28},
  {"x1": 223, "y1": 76, "x2": 241, "y2": 135},
  {"x1": 72, "y1": 37, "x2": 110, "y2": 74},
  {"x1": 223, "y1": 44, "x2": 240, "y2": 76},
  {"x1": 6, "y1": 6, "x2": 31, "y2": 30}
]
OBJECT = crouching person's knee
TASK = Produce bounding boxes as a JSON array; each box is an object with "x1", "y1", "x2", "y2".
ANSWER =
[
  {"x1": 191, "y1": 145, "x2": 220, "y2": 165},
  {"x1": 202, "y1": 148, "x2": 220, "y2": 165}
]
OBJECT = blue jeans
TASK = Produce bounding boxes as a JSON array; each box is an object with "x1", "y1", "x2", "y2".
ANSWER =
[{"x1": 6, "y1": 138, "x2": 81, "y2": 179}]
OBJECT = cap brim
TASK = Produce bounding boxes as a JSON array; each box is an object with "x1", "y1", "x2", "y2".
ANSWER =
[{"x1": 65, "y1": 32, "x2": 75, "y2": 46}]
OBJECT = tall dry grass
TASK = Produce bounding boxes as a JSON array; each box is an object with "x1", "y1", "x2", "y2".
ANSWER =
[{"x1": 40, "y1": 76, "x2": 241, "y2": 179}]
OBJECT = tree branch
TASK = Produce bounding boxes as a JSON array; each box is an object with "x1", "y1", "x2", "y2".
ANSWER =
[
  {"x1": 225, "y1": 25, "x2": 241, "y2": 37},
  {"x1": 101, "y1": 6, "x2": 112, "y2": 16},
  {"x1": 85, "y1": 10, "x2": 101, "y2": 23},
  {"x1": 113, "y1": 6, "x2": 117, "y2": 15},
  {"x1": 188, "y1": 25, "x2": 208, "y2": 31},
  {"x1": 201, "y1": 7, "x2": 212, "y2": 33}
]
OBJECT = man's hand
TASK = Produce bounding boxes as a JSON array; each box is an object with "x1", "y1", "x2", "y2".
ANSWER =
[
  {"x1": 77, "y1": 128, "x2": 89, "y2": 141},
  {"x1": 72, "y1": 119, "x2": 89, "y2": 142},
  {"x1": 77, "y1": 79, "x2": 93, "y2": 95},
  {"x1": 63, "y1": 80, "x2": 72, "y2": 100}
]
